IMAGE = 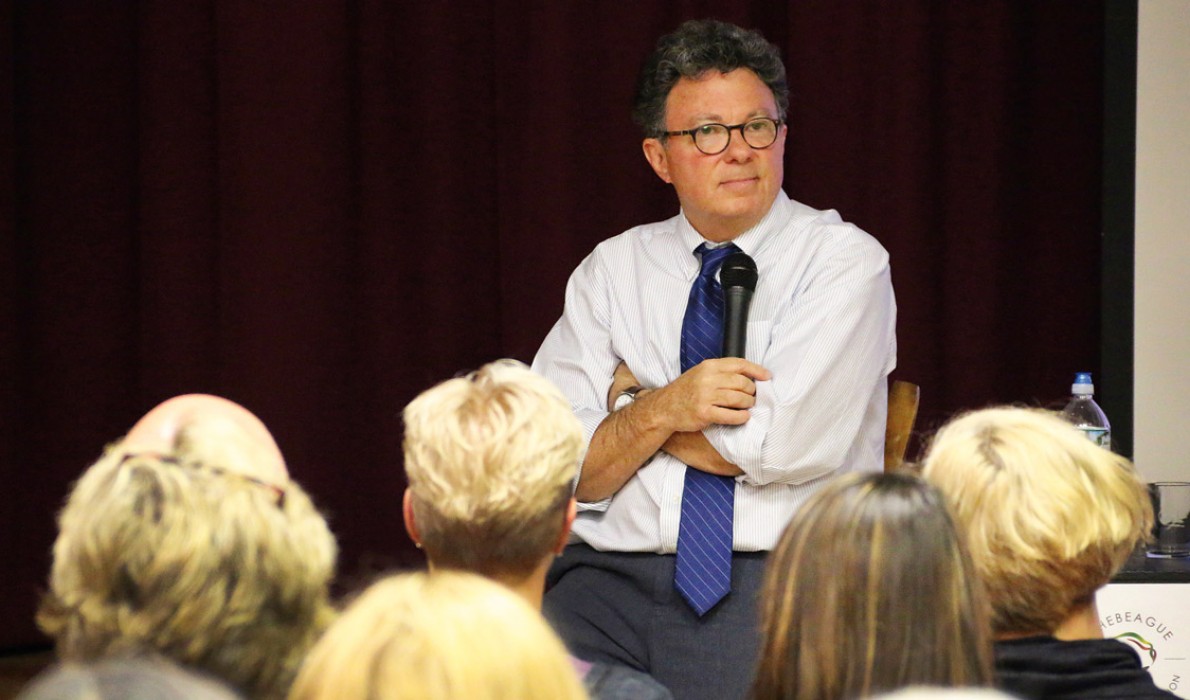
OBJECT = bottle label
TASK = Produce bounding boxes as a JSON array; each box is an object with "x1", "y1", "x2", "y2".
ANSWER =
[{"x1": 1078, "y1": 426, "x2": 1111, "y2": 449}]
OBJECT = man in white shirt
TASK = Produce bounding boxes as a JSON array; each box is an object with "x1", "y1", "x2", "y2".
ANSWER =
[{"x1": 532, "y1": 19, "x2": 896, "y2": 700}]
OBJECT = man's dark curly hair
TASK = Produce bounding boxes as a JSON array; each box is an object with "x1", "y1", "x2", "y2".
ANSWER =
[{"x1": 632, "y1": 19, "x2": 789, "y2": 139}]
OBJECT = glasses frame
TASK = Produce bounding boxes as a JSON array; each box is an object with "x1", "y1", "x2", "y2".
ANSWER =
[
  {"x1": 662, "y1": 117, "x2": 784, "y2": 156},
  {"x1": 116, "y1": 451, "x2": 288, "y2": 508}
]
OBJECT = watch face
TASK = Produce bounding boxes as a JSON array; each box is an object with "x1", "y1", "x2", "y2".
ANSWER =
[{"x1": 613, "y1": 392, "x2": 634, "y2": 411}]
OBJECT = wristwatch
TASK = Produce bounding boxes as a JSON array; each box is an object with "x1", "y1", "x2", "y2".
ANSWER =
[{"x1": 613, "y1": 385, "x2": 644, "y2": 411}]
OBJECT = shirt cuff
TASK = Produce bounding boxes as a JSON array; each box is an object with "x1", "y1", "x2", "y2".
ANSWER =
[{"x1": 704, "y1": 417, "x2": 768, "y2": 484}]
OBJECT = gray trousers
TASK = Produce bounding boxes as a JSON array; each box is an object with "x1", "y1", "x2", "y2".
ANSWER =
[{"x1": 543, "y1": 544, "x2": 768, "y2": 700}]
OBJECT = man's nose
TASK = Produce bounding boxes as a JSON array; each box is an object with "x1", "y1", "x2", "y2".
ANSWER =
[{"x1": 722, "y1": 127, "x2": 754, "y2": 161}]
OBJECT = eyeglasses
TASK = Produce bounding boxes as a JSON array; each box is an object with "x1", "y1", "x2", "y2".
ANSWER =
[
  {"x1": 116, "y1": 451, "x2": 287, "y2": 508},
  {"x1": 662, "y1": 117, "x2": 783, "y2": 155}
]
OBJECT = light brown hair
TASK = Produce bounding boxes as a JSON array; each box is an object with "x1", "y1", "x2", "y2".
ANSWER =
[{"x1": 752, "y1": 472, "x2": 993, "y2": 700}]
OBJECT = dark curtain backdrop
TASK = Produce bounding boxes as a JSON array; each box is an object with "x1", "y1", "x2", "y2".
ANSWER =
[{"x1": 1, "y1": 1, "x2": 1107, "y2": 650}]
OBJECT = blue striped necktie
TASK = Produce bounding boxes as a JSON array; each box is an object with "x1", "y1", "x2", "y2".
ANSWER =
[{"x1": 675, "y1": 242, "x2": 738, "y2": 616}]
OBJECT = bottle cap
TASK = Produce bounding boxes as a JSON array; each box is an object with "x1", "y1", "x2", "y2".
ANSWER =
[{"x1": 1072, "y1": 372, "x2": 1094, "y2": 395}]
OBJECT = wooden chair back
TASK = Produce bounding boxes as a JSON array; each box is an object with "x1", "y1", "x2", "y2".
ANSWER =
[{"x1": 884, "y1": 379, "x2": 921, "y2": 472}]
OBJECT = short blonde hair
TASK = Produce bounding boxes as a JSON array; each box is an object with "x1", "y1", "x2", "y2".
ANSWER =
[
  {"x1": 288, "y1": 571, "x2": 589, "y2": 700},
  {"x1": 921, "y1": 407, "x2": 1152, "y2": 635},
  {"x1": 872, "y1": 688, "x2": 1017, "y2": 700},
  {"x1": 38, "y1": 429, "x2": 338, "y2": 700},
  {"x1": 753, "y1": 472, "x2": 992, "y2": 700},
  {"x1": 402, "y1": 360, "x2": 582, "y2": 577}
]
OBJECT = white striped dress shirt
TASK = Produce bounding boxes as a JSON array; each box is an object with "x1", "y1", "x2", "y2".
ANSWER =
[{"x1": 532, "y1": 190, "x2": 897, "y2": 553}]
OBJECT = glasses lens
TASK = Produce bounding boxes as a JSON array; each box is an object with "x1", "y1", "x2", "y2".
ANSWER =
[
  {"x1": 741, "y1": 119, "x2": 778, "y2": 149},
  {"x1": 692, "y1": 124, "x2": 730, "y2": 155}
]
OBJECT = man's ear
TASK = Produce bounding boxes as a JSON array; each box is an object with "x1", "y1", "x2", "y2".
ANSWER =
[
  {"x1": 553, "y1": 498, "x2": 577, "y2": 555},
  {"x1": 403, "y1": 488, "x2": 421, "y2": 547},
  {"x1": 642, "y1": 138, "x2": 672, "y2": 183}
]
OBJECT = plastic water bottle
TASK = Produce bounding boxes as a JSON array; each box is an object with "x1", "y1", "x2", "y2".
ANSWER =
[{"x1": 1061, "y1": 372, "x2": 1111, "y2": 449}]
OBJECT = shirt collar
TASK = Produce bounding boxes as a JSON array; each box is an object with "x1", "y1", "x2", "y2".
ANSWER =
[{"x1": 674, "y1": 190, "x2": 789, "y2": 273}]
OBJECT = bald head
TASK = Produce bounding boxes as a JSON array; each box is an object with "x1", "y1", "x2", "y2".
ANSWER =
[
  {"x1": 41, "y1": 394, "x2": 336, "y2": 699},
  {"x1": 122, "y1": 394, "x2": 288, "y2": 486}
]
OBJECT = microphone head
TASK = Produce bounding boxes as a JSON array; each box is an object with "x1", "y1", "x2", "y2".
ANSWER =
[{"x1": 720, "y1": 252, "x2": 758, "y2": 291}]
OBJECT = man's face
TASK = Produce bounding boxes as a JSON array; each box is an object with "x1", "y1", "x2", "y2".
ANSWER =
[{"x1": 643, "y1": 69, "x2": 786, "y2": 242}]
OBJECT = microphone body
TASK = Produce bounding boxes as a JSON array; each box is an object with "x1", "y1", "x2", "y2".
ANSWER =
[{"x1": 720, "y1": 252, "x2": 758, "y2": 358}]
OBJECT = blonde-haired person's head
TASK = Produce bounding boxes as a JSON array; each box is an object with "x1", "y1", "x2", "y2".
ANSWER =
[
  {"x1": 402, "y1": 360, "x2": 582, "y2": 580},
  {"x1": 752, "y1": 472, "x2": 993, "y2": 700},
  {"x1": 920, "y1": 406, "x2": 1152, "y2": 636},
  {"x1": 38, "y1": 397, "x2": 338, "y2": 700},
  {"x1": 288, "y1": 571, "x2": 589, "y2": 700},
  {"x1": 871, "y1": 687, "x2": 1018, "y2": 700}
]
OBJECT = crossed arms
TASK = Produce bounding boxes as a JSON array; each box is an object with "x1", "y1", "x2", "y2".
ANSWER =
[{"x1": 576, "y1": 358, "x2": 770, "y2": 502}]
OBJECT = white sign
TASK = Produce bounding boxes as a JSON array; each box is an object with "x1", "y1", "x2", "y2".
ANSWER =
[{"x1": 1097, "y1": 583, "x2": 1190, "y2": 698}]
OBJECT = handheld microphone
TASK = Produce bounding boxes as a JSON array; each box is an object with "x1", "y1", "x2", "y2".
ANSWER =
[{"x1": 720, "y1": 252, "x2": 758, "y2": 358}]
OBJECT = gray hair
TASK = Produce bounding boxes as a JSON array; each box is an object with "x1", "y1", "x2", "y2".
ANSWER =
[
  {"x1": 632, "y1": 19, "x2": 789, "y2": 139},
  {"x1": 18, "y1": 658, "x2": 245, "y2": 700}
]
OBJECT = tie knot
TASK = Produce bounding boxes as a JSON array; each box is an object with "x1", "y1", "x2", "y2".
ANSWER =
[{"x1": 695, "y1": 243, "x2": 739, "y2": 278}]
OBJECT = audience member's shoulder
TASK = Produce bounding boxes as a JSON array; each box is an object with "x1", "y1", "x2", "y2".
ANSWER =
[
  {"x1": 994, "y1": 636, "x2": 1180, "y2": 700},
  {"x1": 582, "y1": 661, "x2": 675, "y2": 700}
]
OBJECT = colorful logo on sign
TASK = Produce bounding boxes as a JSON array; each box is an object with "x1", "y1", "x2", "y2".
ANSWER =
[{"x1": 1116, "y1": 631, "x2": 1159, "y2": 669}]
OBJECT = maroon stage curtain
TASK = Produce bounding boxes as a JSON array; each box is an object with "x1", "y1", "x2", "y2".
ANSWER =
[{"x1": 0, "y1": 1, "x2": 1106, "y2": 650}]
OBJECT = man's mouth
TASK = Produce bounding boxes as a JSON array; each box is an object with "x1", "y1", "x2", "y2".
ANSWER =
[{"x1": 720, "y1": 176, "x2": 758, "y2": 188}]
